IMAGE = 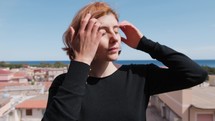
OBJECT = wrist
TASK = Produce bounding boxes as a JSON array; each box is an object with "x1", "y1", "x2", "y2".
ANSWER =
[{"x1": 74, "y1": 57, "x2": 92, "y2": 66}]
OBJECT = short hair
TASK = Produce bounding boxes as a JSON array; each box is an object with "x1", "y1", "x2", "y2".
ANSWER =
[{"x1": 62, "y1": 2, "x2": 119, "y2": 60}]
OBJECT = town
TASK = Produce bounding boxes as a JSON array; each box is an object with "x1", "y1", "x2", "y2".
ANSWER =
[{"x1": 0, "y1": 62, "x2": 215, "y2": 121}]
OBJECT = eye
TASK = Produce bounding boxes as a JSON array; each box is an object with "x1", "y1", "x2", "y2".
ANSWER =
[
  {"x1": 102, "y1": 32, "x2": 107, "y2": 36},
  {"x1": 114, "y1": 28, "x2": 119, "y2": 34}
]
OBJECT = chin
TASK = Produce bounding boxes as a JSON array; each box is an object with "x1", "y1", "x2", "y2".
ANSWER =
[
  {"x1": 107, "y1": 55, "x2": 119, "y2": 61},
  {"x1": 108, "y1": 58, "x2": 118, "y2": 61}
]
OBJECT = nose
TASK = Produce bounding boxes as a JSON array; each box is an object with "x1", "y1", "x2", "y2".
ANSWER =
[{"x1": 109, "y1": 32, "x2": 118, "y2": 43}]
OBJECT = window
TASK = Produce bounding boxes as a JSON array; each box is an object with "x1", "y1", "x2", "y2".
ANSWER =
[
  {"x1": 9, "y1": 111, "x2": 13, "y2": 116},
  {"x1": 197, "y1": 114, "x2": 213, "y2": 121},
  {"x1": 26, "y1": 109, "x2": 32, "y2": 116}
]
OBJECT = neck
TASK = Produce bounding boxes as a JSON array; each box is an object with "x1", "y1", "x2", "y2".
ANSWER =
[{"x1": 89, "y1": 60, "x2": 120, "y2": 78}]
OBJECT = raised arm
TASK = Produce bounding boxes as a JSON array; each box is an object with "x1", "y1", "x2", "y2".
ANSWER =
[
  {"x1": 42, "y1": 13, "x2": 105, "y2": 121},
  {"x1": 137, "y1": 36, "x2": 208, "y2": 95},
  {"x1": 119, "y1": 21, "x2": 208, "y2": 95}
]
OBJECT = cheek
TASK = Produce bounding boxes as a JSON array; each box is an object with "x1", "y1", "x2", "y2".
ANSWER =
[
  {"x1": 117, "y1": 34, "x2": 121, "y2": 42},
  {"x1": 116, "y1": 34, "x2": 121, "y2": 45},
  {"x1": 98, "y1": 34, "x2": 121, "y2": 47},
  {"x1": 98, "y1": 37, "x2": 108, "y2": 49}
]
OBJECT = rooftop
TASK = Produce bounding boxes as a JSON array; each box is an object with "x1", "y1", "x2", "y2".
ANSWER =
[
  {"x1": 0, "y1": 96, "x2": 11, "y2": 107},
  {"x1": 192, "y1": 86, "x2": 215, "y2": 109},
  {"x1": 13, "y1": 72, "x2": 27, "y2": 78},
  {"x1": 0, "y1": 69, "x2": 12, "y2": 75},
  {"x1": 16, "y1": 94, "x2": 48, "y2": 109}
]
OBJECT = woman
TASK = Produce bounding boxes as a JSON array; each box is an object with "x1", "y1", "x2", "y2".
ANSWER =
[{"x1": 42, "y1": 2, "x2": 207, "y2": 121}]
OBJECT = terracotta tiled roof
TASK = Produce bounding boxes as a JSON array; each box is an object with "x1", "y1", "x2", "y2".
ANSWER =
[
  {"x1": 13, "y1": 72, "x2": 27, "y2": 78},
  {"x1": 0, "y1": 69, "x2": 12, "y2": 75},
  {"x1": 16, "y1": 100, "x2": 47, "y2": 109},
  {"x1": 16, "y1": 94, "x2": 48, "y2": 109}
]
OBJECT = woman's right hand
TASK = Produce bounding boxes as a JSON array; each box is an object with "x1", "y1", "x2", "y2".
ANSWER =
[{"x1": 71, "y1": 14, "x2": 106, "y2": 65}]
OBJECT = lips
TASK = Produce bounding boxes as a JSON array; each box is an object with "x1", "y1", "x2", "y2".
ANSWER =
[{"x1": 108, "y1": 47, "x2": 119, "y2": 53}]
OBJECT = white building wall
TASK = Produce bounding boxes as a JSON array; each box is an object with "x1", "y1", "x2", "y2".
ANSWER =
[
  {"x1": 0, "y1": 99, "x2": 12, "y2": 117},
  {"x1": 17, "y1": 109, "x2": 44, "y2": 121},
  {"x1": 0, "y1": 75, "x2": 12, "y2": 81}
]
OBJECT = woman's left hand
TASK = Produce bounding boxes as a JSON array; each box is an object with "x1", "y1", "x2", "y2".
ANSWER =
[{"x1": 119, "y1": 21, "x2": 143, "y2": 48}]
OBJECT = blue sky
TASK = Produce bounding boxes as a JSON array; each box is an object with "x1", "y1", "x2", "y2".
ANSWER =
[{"x1": 0, "y1": 0, "x2": 214, "y2": 61}]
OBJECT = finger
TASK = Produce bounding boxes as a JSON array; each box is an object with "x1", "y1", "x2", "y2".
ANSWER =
[
  {"x1": 121, "y1": 37, "x2": 131, "y2": 47},
  {"x1": 79, "y1": 13, "x2": 91, "y2": 32},
  {"x1": 70, "y1": 26, "x2": 75, "y2": 41},
  {"x1": 92, "y1": 21, "x2": 101, "y2": 36},
  {"x1": 119, "y1": 21, "x2": 129, "y2": 28},
  {"x1": 120, "y1": 21, "x2": 140, "y2": 33},
  {"x1": 86, "y1": 18, "x2": 97, "y2": 32},
  {"x1": 119, "y1": 26, "x2": 129, "y2": 39},
  {"x1": 119, "y1": 20, "x2": 137, "y2": 31},
  {"x1": 121, "y1": 37, "x2": 127, "y2": 43},
  {"x1": 97, "y1": 29, "x2": 106, "y2": 39},
  {"x1": 119, "y1": 21, "x2": 130, "y2": 34},
  {"x1": 119, "y1": 20, "x2": 128, "y2": 26}
]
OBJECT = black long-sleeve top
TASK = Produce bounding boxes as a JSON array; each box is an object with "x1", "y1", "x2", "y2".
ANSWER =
[{"x1": 42, "y1": 36, "x2": 208, "y2": 121}]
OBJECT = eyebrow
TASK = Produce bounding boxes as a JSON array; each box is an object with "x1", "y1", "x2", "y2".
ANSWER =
[{"x1": 99, "y1": 25, "x2": 119, "y2": 30}]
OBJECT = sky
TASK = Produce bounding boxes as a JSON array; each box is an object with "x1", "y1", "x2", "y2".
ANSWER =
[{"x1": 0, "y1": 0, "x2": 215, "y2": 61}]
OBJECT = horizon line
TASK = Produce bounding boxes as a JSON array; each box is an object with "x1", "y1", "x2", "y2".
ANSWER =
[{"x1": 1, "y1": 59, "x2": 215, "y2": 62}]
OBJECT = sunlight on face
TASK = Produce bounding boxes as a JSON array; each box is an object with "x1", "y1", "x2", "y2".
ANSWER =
[{"x1": 94, "y1": 13, "x2": 121, "y2": 61}]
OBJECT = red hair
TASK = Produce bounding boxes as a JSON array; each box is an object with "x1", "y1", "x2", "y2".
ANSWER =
[{"x1": 63, "y1": 2, "x2": 119, "y2": 60}]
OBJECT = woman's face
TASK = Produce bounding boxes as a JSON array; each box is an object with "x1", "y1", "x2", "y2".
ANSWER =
[{"x1": 93, "y1": 13, "x2": 121, "y2": 62}]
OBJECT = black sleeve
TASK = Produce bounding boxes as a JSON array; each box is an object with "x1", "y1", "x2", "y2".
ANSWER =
[
  {"x1": 136, "y1": 36, "x2": 208, "y2": 95},
  {"x1": 42, "y1": 61, "x2": 90, "y2": 121},
  {"x1": 46, "y1": 73, "x2": 65, "y2": 109}
]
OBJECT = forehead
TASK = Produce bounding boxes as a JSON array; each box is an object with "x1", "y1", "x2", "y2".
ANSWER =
[{"x1": 97, "y1": 14, "x2": 118, "y2": 26}]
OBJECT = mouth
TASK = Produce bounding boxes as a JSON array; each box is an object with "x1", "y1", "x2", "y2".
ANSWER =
[{"x1": 108, "y1": 47, "x2": 119, "y2": 53}]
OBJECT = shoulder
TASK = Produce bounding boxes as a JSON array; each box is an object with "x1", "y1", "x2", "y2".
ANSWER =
[{"x1": 50, "y1": 73, "x2": 66, "y2": 88}]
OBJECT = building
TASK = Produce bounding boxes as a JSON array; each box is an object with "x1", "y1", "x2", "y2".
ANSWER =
[
  {"x1": 0, "y1": 81, "x2": 51, "y2": 121},
  {"x1": 151, "y1": 76, "x2": 215, "y2": 121},
  {"x1": 46, "y1": 67, "x2": 67, "y2": 81},
  {"x1": 0, "y1": 66, "x2": 65, "y2": 121},
  {"x1": 0, "y1": 69, "x2": 13, "y2": 82},
  {"x1": 209, "y1": 75, "x2": 215, "y2": 86},
  {"x1": 0, "y1": 95, "x2": 12, "y2": 117},
  {"x1": 15, "y1": 94, "x2": 48, "y2": 121},
  {"x1": 33, "y1": 67, "x2": 67, "y2": 81},
  {"x1": 0, "y1": 68, "x2": 29, "y2": 83},
  {"x1": 189, "y1": 86, "x2": 215, "y2": 121},
  {"x1": 11, "y1": 71, "x2": 28, "y2": 83}
]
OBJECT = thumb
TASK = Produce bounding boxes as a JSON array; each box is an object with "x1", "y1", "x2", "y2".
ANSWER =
[{"x1": 121, "y1": 36, "x2": 129, "y2": 45}]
